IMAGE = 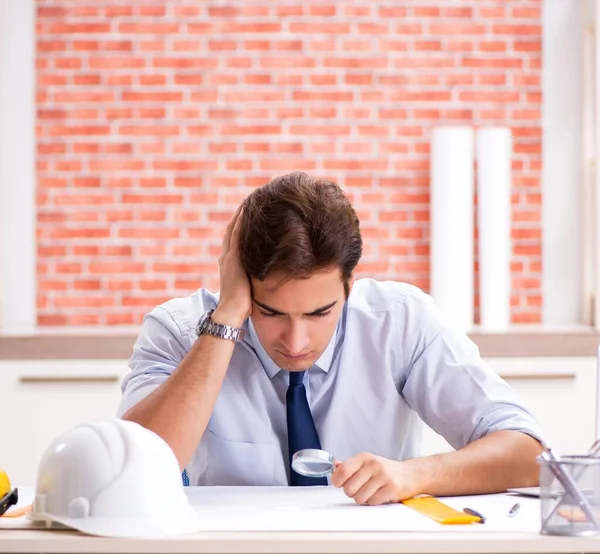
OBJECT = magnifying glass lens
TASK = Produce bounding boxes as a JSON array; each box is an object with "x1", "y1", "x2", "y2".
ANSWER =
[{"x1": 291, "y1": 449, "x2": 335, "y2": 478}]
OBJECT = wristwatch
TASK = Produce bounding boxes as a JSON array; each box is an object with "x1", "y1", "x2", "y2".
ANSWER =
[{"x1": 195, "y1": 309, "x2": 246, "y2": 342}]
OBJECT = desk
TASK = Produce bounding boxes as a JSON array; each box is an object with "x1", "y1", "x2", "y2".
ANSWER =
[
  {"x1": 2, "y1": 529, "x2": 600, "y2": 554},
  {"x1": 3, "y1": 488, "x2": 600, "y2": 554}
]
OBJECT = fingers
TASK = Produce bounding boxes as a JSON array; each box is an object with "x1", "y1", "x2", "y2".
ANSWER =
[
  {"x1": 229, "y1": 205, "x2": 245, "y2": 253},
  {"x1": 331, "y1": 455, "x2": 364, "y2": 489},
  {"x1": 222, "y1": 203, "x2": 244, "y2": 255},
  {"x1": 340, "y1": 466, "x2": 371, "y2": 500},
  {"x1": 353, "y1": 478, "x2": 388, "y2": 505},
  {"x1": 332, "y1": 454, "x2": 400, "y2": 506},
  {"x1": 365, "y1": 484, "x2": 396, "y2": 506}
]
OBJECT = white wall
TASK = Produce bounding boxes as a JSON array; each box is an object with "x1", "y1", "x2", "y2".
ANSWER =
[{"x1": 0, "y1": 0, "x2": 36, "y2": 333}]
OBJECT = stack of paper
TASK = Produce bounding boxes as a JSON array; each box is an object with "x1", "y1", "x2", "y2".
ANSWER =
[{"x1": 185, "y1": 487, "x2": 541, "y2": 533}]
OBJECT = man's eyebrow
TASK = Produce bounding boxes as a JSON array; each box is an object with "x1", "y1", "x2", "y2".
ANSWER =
[{"x1": 253, "y1": 299, "x2": 338, "y2": 316}]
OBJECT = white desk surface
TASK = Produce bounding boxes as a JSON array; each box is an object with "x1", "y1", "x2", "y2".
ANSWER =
[{"x1": 2, "y1": 487, "x2": 600, "y2": 554}]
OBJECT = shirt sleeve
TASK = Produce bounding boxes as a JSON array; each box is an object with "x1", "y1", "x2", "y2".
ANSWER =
[
  {"x1": 116, "y1": 305, "x2": 192, "y2": 418},
  {"x1": 398, "y1": 287, "x2": 547, "y2": 450}
]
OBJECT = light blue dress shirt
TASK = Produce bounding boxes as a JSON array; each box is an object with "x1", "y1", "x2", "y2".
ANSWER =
[{"x1": 117, "y1": 278, "x2": 545, "y2": 486}]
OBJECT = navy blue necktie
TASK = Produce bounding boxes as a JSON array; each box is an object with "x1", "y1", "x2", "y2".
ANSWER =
[{"x1": 286, "y1": 370, "x2": 328, "y2": 486}]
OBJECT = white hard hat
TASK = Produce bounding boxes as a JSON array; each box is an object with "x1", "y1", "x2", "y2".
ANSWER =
[{"x1": 30, "y1": 418, "x2": 202, "y2": 537}]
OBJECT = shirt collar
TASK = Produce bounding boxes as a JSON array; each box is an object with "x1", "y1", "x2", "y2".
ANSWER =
[{"x1": 244, "y1": 317, "x2": 338, "y2": 380}]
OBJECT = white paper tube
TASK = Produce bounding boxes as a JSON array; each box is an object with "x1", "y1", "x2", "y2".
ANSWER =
[
  {"x1": 430, "y1": 127, "x2": 475, "y2": 331},
  {"x1": 477, "y1": 127, "x2": 512, "y2": 331}
]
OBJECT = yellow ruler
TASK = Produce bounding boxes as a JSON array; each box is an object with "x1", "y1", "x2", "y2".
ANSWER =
[{"x1": 402, "y1": 496, "x2": 482, "y2": 525}]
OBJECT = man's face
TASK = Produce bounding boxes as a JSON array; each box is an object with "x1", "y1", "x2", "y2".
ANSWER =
[{"x1": 250, "y1": 267, "x2": 351, "y2": 372}]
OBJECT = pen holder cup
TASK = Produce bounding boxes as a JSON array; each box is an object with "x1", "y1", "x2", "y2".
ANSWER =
[{"x1": 539, "y1": 455, "x2": 600, "y2": 536}]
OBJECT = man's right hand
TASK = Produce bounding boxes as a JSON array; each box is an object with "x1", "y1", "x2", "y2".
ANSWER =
[{"x1": 213, "y1": 204, "x2": 252, "y2": 328}]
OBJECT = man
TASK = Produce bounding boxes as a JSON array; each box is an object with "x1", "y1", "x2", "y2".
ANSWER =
[{"x1": 118, "y1": 171, "x2": 545, "y2": 506}]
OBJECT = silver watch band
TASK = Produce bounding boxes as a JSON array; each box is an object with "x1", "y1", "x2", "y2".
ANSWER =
[{"x1": 196, "y1": 309, "x2": 245, "y2": 342}]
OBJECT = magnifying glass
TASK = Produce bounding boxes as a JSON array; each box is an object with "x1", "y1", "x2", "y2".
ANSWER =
[{"x1": 291, "y1": 449, "x2": 336, "y2": 478}]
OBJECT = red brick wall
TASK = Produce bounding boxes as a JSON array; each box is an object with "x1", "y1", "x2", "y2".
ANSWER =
[{"x1": 36, "y1": 1, "x2": 542, "y2": 326}]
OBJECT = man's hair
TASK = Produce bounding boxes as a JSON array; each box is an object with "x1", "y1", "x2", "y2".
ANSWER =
[{"x1": 239, "y1": 171, "x2": 362, "y2": 297}]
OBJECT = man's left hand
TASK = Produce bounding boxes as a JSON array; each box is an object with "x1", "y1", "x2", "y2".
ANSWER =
[{"x1": 331, "y1": 452, "x2": 421, "y2": 506}]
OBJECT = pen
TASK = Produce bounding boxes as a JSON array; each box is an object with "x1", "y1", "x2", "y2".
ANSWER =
[
  {"x1": 463, "y1": 507, "x2": 486, "y2": 524},
  {"x1": 508, "y1": 503, "x2": 520, "y2": 517}
]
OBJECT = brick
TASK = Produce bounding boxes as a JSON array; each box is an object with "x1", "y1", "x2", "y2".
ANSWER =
[
  {"x1": 38, "y1": 40, "x2": 67, "y2": 52},
  {"x1": 220, "y1": 22, "x2": 281, "y2": 33},
  {"x1": 324, "y1": 57, "x2": 387, "y2": 69},
  {"x1": 224, "y1": 90, "x2": 285, "y2": 102},
  {"x1": 512, "y1": 6, "x2": 541, "y2": 19},
  {"x1": 477, "y1": 74, "x2": 506, "y2": 85},
  {"x1": 153, "y1": 57, "x2": 218, "y2": 69},
  {"x1": 50, "y1": 228, "x2": 110, "y2": 239},
  {"x1": 122, "y1": 91, "x2": 183, "y2": 102},
  {"x1": 392, "y1": 91, "x2": 452, "y2": 102},
  {"x1": 38, "y1": 315, "x2": 68, "y2": 326},
  {"x1": 479, "y1": 41, "x2": 507, "y2": 52},
  {"x1": 107, "y1": 75, "x2": 132, "y2": 86},
  {"x1": 442, "y1": 7, "x2": 473, "y2": 18},
  {"x1": 289, "y1": 22, "x2": 349, "y2": 33},
  {"x1": 261, "y1": 57, "x2": 316, "y2": 68},
  {"x1": 119, "y1": 125, "x2": 179, "y2": 136},
  {"x1": 74, "y1": 246, "x2": 100, "y2": 256},
  {"x1": 90, "y1": 263, "x2": 145, "y2": 275},
  {"x1": 139, "y1": 40, "x2": 166, "y2": 52},
  {"x1": 290, "y1": 125, "x2": 349, "y2": 135},
  {"x1": 103, "y1": 41, "x2": 133, "y2": 52},
  {"x1": 479, "y1": 6, "x2": 505, "y2": 18},
  {"x1": 416, "y1": 41, "x2": 442, "y2": 52},
  {"x1": 89, "y1": 159, "x2": 144, "y2": 171},
  {"x1": 119, "y1": 23, "x2": 180, "y2": 34},
  {"x1": 39, "y1": 280, "x2": 68, "y2": 291},
  {"x1": 106, "y1": 211, "x2": 132, "y2": 223},
  {"x1": 459, "y1": 91, "x2": 520, "y2": 102},
  {"x1": 462, "y1": 58, "x2": 523, "y2": 69},
  {"x1": 380, "y1": 7, "x2": 408, "y2": 17},
  {"x1": 54, "y1": 91, "x2": 114, "y2": 103},
  {"x1": 175, "y1": 74, "x2": 204, "y2": 85},
  {"x1": 429, "y1": 24, "x2": 486, "y2": 35},
  {"x1": 515, "y1": 41, "x2": 542, "y2": 52},
  {"x1": 221, "y1": 125, "x2": 281, "y2": 135},
  {"x1": 119, "y1": 228, "x2": 180, "y2": 239},
  {"x1": 276, "y1": 6, "x2": 303, "y2": 16},
  {"x1": 324, "y1": 159, "x2": 387, "y2": 171},
  {"x1": 275, "y1": 40, "x2": 303, "y2": 51},
  {"x1": 344, "y1": 6, "x2": 371, "y2": 16},
  {"x1": 396, "y1": 57, "x2": 456, "y2": 69},
  {"x1": 74, "y1": 280, "x2": 102, "y2": 291},
  {"x1": 310, "y1": 40, "x2": 336, "y2": 51},
  {"x1": 154, "y1": 263, "x2": 213, "y2": 274},
  {"x1": 343, "y1": 40, "x2": 375, "y2": 52},
  {"x1": 38, "y1": 143, "x2": 66, "y2": 155},
  {"x1": 259, "y1": 159, "x2": 317, "y2": 171},
  {"x1": 49, "y1": 23, "x2": 110, "y2": 34},
  {"x1": 309, "y1": 74, "x2": 336, "y2": 86},
  {"x1": 293, "y1": 91, "x2": 353, "y2": 102},
  {"x1": 89, "y1": 58, "x2": 145, "y2": 69},
  {"x1": 493, "y1": 25, "x2": 542, "y2": 36}
]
